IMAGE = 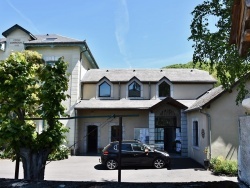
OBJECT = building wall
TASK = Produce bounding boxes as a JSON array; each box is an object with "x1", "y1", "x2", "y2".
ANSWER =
[
  {"x1": 187, "y1": 84, "x2": 246, "y2": 165},
  {"x1": 76, "y1": 109, "x2": 149, "y2": 154},
  {"x1": 187, "y1": 111, "x2": 209, "y2": 165},
  {"x1": 207, "y1": 89, "x2": 244, "y2": 160},
  {"x1": 81, "y1": 82, "x2": 215, "y2": 101},
  {"x1": 173, "y1": 83, "x2": 214, "y2": 100},
  {"x1": 0, "y1": 29, "x2": 30, "y2": 60}
]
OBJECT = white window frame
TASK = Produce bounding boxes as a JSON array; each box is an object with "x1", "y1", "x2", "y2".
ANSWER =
[
  {"x1": 96, "y1": 78, "x2": 113, "y2": 99},
  {"x1": 126, "y1": 78, "x2": 143, "y2": 99},
  {"x1": 192, "y1": 119, "x2": 199, "y2": 148},
  {"x1": 43, "y1": 56, "x2": 60, "y2": 66},
  {"x1": 156, "y1": 78, "x2": 173, "y2": 99}
]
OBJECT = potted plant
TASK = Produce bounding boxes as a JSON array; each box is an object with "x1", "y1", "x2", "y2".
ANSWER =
[{"x1": 203, "y1": 147, "x2": 210, "y2": 170}]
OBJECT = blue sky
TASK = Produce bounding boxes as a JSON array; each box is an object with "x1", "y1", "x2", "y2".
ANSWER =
[{"x1": 0, "y1": 0, "x2": 205, "y2": 69}]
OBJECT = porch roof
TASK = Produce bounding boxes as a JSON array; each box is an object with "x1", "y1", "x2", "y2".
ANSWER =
[{"x1": 74, "y1": 99, "x2": 193, "y2": 110}]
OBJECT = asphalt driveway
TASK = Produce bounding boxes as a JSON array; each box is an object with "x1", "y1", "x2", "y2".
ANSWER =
[{"x1": 0, "y1": 156, "x2": 238, "y2": 183}]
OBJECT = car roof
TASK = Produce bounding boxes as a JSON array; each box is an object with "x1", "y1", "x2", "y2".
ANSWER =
[{"x1": 111, "y1": 140, "x2": 141, "y2": 144}]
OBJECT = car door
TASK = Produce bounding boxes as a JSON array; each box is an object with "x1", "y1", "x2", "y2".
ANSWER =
[
  {"x1": 131, "y1": 143, "x2": 153, "y2": 166},
  {"x1": 118, "y1": 143, "x2": 136, "y2": 166}
]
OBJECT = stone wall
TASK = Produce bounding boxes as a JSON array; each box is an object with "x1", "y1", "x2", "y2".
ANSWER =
[{"x1": 238, "y1": 116, "x2": 250, "y2": 186}]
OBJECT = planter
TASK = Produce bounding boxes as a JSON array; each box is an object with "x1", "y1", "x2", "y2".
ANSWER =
[{"x1": 204, "y1": 159, "x2": 210, "y2": 170}]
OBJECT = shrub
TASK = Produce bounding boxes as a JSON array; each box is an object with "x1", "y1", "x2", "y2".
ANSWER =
[
  {"x1": 48, "y1": 145, "x2": 70, "y2": 161},
  {"x1": 0, "y1": 147, "x2": 15, "y2": 160},
  {"x1": 210, "y1": 156, "x2": 238, "y2": 176}
]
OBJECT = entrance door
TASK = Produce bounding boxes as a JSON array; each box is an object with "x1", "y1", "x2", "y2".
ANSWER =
[
  {"x1": 164, "y1": 127, "x2": 175, "y2": 152},
  {"x1": 87, "y1": 125, "x2": 98, "y2": 153}
]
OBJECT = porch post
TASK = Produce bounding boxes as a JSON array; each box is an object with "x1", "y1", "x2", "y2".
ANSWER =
[
  {"x1": 148, "y1": 112, "x2": 155, "y2": 147},
  {"x1": 180, "y1": 110, "x2": 188, "y2": 157}
]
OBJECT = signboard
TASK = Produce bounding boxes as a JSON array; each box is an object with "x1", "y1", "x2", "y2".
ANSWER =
[{"x1": 9, "y1": 38, "x2": 23, "y2": 47}]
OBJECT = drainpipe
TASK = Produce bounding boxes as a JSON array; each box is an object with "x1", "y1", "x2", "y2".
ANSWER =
[
  {"x1": 149, "y1": 82, "x2": 151, "y2": 99},
  {"x1": 73, "y1": 109, "x2": 77, "y2": 156},
  {"x1": 118, "y1": 82, "x2": 121, "y2": 99},
  {"x1": 199, "y1": 108, "x2": 212, "y2": 160}
]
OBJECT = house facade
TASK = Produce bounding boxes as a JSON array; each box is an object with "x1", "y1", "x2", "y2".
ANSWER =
[
  {"x1": 0, "y1": 24, "x2": 99, "y2": 148},
  {"x1": 74, "y1": 69, "x2": 216, "y2": 156}
]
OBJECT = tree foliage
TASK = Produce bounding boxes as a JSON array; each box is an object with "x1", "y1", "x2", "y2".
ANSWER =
[
  {"x1": 163, "y1": 61, "x2": 220, "y2": 86},
  {"x1": 0, "y1": 50, "x2": 69, "y2": 180},
  {"x1": 189, "y1": 0, "x2": 250, "y2": 104}
]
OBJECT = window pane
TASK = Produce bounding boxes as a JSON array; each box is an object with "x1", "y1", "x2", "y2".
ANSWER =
[
  {"x1": 155, "y1": 128, "x2": 164, "y2": 144},
  {"x1": 128, "y1": 81, "x2": 141, "y2": 97},
  {"x1": 99, "y1": 81, "x2": 111, "y2": 97},
  {"x1": 159, "y1": 81, "x2": 170, "y2": 97},
  {"x1": 134, "y1": 128, "x2": 149, "y2": 144},
  {"x1": 193, "y1": 121, "x2": 199, "y2": 146},
  {"x1": 111, "y1": 126, "x2": 120, "y2": 141}
]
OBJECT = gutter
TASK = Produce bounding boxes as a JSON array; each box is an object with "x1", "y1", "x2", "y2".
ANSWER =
[{"x1": 199, "y1": 108, "x2": 212, "y2": 160}]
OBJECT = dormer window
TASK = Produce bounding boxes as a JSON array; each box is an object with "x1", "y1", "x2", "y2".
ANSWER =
[
  {"x1": 128, "y1": 81, "x2": 141, "y2": 97},
  {"x1": 159, "y1": 81, "x2": 170, "y2": 97},
  {"x1": 99, "y1": 81, "x2": 111, "y2": 97},
  {"x1": 157, "y1": 79, "x2": 173, "y2": 98},
  {"x1": 97, "y1": 78, "x2": 113, "y2": 99}
]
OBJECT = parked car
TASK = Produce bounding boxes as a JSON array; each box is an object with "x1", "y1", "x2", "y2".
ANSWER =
[{"x1": 100, "y1": 140, "x2": 171, "y2": 170}]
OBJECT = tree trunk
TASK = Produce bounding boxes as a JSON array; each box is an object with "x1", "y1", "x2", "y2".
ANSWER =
[{"x1": 19, "y1": 147, "x2": 51, "y2": 180}]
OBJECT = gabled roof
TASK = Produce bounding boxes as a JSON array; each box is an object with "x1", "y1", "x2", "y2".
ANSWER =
[
  {"x1": 81, "y1": 69, "x2": 217, "y2": 83},
  {"x1": 1, "y1": 24, "x2": 99, "y2": 69},
  {"x1": 2, "y1": 24, "x2": 36, "y2": 40},
  {"x1": 186, "y1": 85, "x2": 225, "y2": 112},
  {"x1": 150, "y1": 97, "x2": 187, "y2": 111}
]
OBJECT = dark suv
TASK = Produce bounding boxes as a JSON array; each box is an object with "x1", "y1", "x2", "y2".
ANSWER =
[{"x1": 100, "y1": 140, "x2": 171, "y2": 170}]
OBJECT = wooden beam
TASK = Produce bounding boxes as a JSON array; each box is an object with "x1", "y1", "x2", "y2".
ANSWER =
[{"x1": 243, "y1": 29, "x2": 250, "y2": 41}]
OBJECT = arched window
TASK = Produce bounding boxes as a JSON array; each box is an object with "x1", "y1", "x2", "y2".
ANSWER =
[
  {"x1": 99, "y1": 81, "x2": 111, "y2": 97},
  {"x1": 159, "y1": 81, "x2": 170, "y2": 97},
  {"x1": 128, "y1": 81, "x2": 141, "y2": 97}
]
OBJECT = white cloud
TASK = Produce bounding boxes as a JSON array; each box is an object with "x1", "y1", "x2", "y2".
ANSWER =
[
  {"x1": 114, "y1": 0, "x2": 131, "y2": 67},
  {"x1": 5, "y1": 0, "x2": 40, "y2": 34}
]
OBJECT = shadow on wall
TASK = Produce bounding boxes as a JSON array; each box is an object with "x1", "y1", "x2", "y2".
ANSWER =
[{"x1": 226, "y1": 146, "x2": 237, "y2": 160}]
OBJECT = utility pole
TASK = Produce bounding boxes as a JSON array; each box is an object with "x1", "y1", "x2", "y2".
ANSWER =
[{"x1": 118, "y1": 116, "x2": 122, "y2": 183}]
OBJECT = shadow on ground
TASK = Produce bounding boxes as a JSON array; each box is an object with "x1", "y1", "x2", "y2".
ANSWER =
[
  {"x1": 0, "y1": 179, "x2": 240, "y2": 188},
  {"x1": 0, "y1": 158, "x2": 240, "y2": 187},
  {"x1": 95, "y1": 157, "x2": 205, "y2": 171}
]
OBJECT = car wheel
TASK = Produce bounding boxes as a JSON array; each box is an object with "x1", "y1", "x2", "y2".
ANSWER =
[
  {"x1": 153, "y1": 158, "x2": 165, "y2": 169},
  {"x1": 106, "y1": 159, "x2": 118, "y2": 170}
]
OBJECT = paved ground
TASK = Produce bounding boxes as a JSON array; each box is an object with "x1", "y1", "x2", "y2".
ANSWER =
[{"x1": 0, "y1": 156, "x2": 238, "y2": 183}]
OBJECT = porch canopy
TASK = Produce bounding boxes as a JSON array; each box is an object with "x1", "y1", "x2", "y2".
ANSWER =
[{"x1": 74, "y1": 97, "x2": 192, "y2": 110}]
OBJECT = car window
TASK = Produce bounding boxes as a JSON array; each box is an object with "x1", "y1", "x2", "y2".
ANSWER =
[
  {"x1": 115, "y1": 143, "x2": 132, "y2": 151},
  {"x1": 131, "y1": 143, "x2": 144, "y2": 151}
]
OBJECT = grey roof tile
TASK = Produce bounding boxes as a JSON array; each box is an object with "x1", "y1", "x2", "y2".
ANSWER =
[
  {"x1": 75, "y1": 99, "x2": 162, "y2": 109},
  {"x1": 81, "y1": 69, "x2": 217, "y2": 83},
  {"x1": 186, "y1": 85, "x2": 224, "y2": 111},
  {"x1": 24, "y1": 34, "x2": 83, "y2": 44}
]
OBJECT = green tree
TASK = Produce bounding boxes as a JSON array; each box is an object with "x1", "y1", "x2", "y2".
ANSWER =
[
  {"x1": 0, "y1": 51, "x2": 69, "y2": 180},
  {"x1": 163, "y1": 61, "x2": 220, "y2": 86},
  {"x1": 189, "y1": 0, "x2": 250, "y2": 104}
]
